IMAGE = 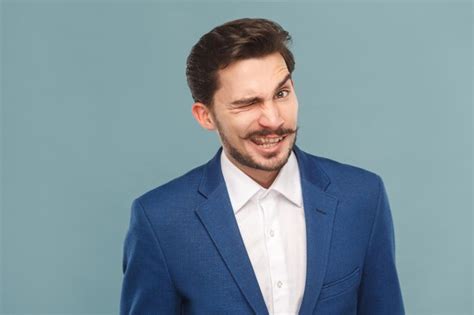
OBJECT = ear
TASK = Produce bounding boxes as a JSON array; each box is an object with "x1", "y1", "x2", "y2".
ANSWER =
[{"x1": 191, "y1": 102, "x2": 216, "y2": 131}]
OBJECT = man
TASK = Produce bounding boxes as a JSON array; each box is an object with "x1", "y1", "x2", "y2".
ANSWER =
[{"x1": 120, "y1": 18, "x2": 404, "y2": 314}]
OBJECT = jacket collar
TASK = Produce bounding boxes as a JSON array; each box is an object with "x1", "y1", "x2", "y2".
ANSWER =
[
  {"x1": 195, "y1": 145, "x2": 338, "y2": 314},
  {"x1": 220, "y1": 149, "x2": 303, "y2": 214},
  {"x1": 198, "y1": 145, "x2": 331, "y2": 197}
]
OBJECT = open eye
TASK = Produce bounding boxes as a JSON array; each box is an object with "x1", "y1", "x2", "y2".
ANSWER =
[{"x1": 276, "y1": 89, "x2": 290, "y2": 98}]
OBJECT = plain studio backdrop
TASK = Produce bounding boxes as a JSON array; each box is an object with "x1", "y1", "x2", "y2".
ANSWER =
[{"x1": 0, "y1": 1, "x2": 472, "y2": 314}]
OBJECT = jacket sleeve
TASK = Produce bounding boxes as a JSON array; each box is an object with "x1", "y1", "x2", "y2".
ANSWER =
[
  {"x1": 120, "y1": 199, "x2": 182, "y2": 314},
  {"x1": 357, "y1": 176, "x2": 405, "y2": 314}
]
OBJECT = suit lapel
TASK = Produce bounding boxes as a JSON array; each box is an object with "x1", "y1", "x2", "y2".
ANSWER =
[
  {"x1": 294, "y1": 146, "x2": 339, "y2": 314},
  {"x1": 195, "y1": 148, "x2": 269, "y2": 315}
]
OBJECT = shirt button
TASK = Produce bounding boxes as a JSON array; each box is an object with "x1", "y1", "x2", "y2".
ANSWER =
[
  {"x1": 269, "y1": 229, "x2": 275, "y2": 237},
  {"x1": 277, "y1": 281, "x2": 283, "y2": 288}
]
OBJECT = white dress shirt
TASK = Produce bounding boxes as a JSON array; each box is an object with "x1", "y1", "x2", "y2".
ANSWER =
[{"x1": 220, "y1": 150, "x2": 307, "y2": 315}]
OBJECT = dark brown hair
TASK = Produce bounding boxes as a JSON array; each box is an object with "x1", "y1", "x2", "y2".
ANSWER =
[{"x1": 185, "y1": 18, "x2": 295, "y2": 107}]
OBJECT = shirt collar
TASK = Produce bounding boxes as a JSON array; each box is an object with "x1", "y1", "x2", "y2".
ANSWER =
[{"x1": 220, "y1": 149, "x2": 303, "y2": 214}]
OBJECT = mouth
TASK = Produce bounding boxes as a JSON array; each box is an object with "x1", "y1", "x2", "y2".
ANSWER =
[{"x1": 249, "y1": 134, "x2": 288, "y2": 152}]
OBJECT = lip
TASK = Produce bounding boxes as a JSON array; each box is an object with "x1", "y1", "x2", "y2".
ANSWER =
[{"x1": 249, "y1": 135, "x2": 287, "y2": 154}]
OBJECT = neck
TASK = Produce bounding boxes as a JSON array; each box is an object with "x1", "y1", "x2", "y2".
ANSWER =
[
  {"x1": 225, "y1": 153, "x2": 280, "y2": 189},
  {"x1": 243, "y1": 167, "x2": 279, "y2": 189}
]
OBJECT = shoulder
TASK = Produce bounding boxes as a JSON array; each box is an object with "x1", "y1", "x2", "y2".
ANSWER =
[
  {"x1": 301, "y1": 150, "x2": 384, "y2": 201},
  {"x1": 134, "y1": 162, "x2": 207, "y2": 213},
  {"x1": 313, "y1": 154, "x2": 380, "y2": 183}
]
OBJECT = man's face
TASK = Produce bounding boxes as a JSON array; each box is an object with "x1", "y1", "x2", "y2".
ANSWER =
[{"x1": 210, "y1": 52, "x2": 299, "y2": 173}]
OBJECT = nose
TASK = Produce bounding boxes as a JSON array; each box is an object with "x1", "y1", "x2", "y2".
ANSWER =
[{"x1": 257, "y1": 101, "x2": 284, "y2": 130}]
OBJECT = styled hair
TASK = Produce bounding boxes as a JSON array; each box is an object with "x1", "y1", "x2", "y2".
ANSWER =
[{"x1": 185, "y1": 18, "x2": 295, "y2": 107}]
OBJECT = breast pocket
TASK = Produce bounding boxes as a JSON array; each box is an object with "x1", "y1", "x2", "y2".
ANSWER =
[{"x1": 318, "y1": 267, "x2": 361, "y2": 301}]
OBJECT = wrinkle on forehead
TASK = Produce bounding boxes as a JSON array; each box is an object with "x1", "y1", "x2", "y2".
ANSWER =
[{"x1": 214, "y1": 53, "x2": 290, "y2": 105}]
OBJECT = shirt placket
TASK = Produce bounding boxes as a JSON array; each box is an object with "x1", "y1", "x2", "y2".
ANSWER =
[{"x1": 259, "y1": 191, "x2": 290, "y2": 313}]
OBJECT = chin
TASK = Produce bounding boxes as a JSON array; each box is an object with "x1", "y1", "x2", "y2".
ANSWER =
[
  {"x1": 252, "y1": 146, "x2": 293, "y2": 171},
  {"x1": 224, "y1": 133, "x2": 295, "y2": 172}
]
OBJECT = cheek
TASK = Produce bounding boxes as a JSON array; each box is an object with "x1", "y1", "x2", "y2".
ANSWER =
[
  {"x1": 281, "y1": 104, "x2": 298, "y2": 124},
  {"x1": 218, "y1": 118, "x2": 251, "y2": 142},
  {"x1": 289, "y1": 99, "x2": 299, "y2": 122},
  {"x1": 232, "y1": 112, "x2": 260, "y2": 134}
]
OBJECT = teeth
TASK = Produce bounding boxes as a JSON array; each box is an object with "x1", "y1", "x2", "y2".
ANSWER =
[
  {"x1": 261, "y1": 142, "x2": 278, "y2": 148},
  {"x1": 254, "y1": 136, "x2": 284, "y2": 144}
]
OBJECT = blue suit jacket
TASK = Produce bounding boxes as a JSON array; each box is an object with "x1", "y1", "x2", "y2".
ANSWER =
[{"x1": 120, "y1": 146, "x2": 405, "y2": 314}]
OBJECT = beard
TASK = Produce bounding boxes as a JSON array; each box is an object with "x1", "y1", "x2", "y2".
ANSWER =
[{"x1": 213, "y1": 115, "x2": 298, "y2": 172}]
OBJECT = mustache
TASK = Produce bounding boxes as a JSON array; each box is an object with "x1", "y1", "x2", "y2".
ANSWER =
[{"x1": 244, "y1": 126, "x2": 299, "y2": 139}]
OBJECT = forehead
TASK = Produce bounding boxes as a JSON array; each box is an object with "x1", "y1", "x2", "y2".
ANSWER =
[{"x1": 214, "y1": 52, "x2": 290, "y2": 102}]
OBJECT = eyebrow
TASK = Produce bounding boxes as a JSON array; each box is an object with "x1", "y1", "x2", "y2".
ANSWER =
[{"x1": 229, "y1": 73, "x2": 292, "y2": 106}]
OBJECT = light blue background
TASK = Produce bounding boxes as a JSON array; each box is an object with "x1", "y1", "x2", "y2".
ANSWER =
[{"x1": 1, "y1": 1, "x2": 472, "y2": 314}]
